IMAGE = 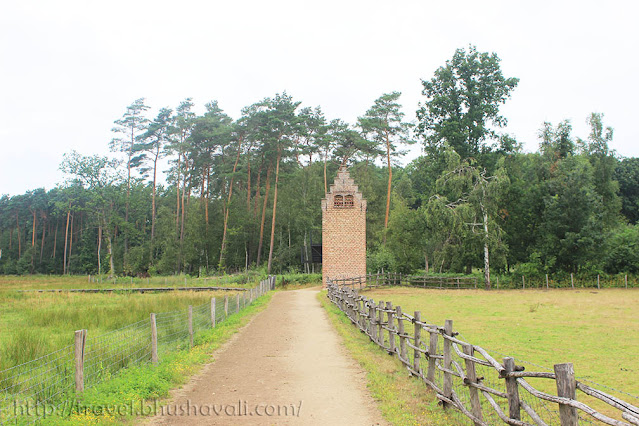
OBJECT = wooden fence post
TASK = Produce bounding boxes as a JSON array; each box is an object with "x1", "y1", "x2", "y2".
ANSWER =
[
  {"x1": 74, "y1": 329, "x2": 86, "y2": 392},
  {"x1": 554, "y1": 363, "x2": 578, "y2": 426},
  {"x1": 626, "y1": 274, "x2": 628, "y2": 289},
  {"x1": 597, "y1": 274, "x2": 600, "y2": 290},
  {"x1": 463, "y1": 344, "x2": 483, "y2": 425},
  {"x1": 504, "y1": 357, "x2": 521, "y2": 421},
  {"x1": 522, "y1": 275, "x2": 525, "y2": 290},
  {"x1": 427, "y1": 328, "x2": 438, "y2": 384},
  {"x1": 151, "y1": 313, "x2": 158, "y2": 365},
  {"x1": 387, "y1": 301, "x2": 395, "y2": 355},
  {"x1": 571, "y1": 273, "x2": 574, "y2": 289},
  {"x1": 369, "y1": 301, "x2": 377, "y2": 342},
  {"x1": 211, "y1": 298, "x2": 216, "y2": 328},
  {"x1": 546, "y1": 274, "x2": 549, "y2": 290},
  {"x1": 224, "y1": 295, "x2": 229, "y2": 317},
  {"x1": 397, "y1": 306, "x2": 407, "y2": 361},
  {"x1": 188, "y1": 305, "x2": 193, "y2": 348},
  {"x1": 236, "y1": 293, "x2": 240, "y2": 313},
  {"x1": 443, "y1": 319, "x2": 453, "y2": 408},
  {"x1": 413, "y1": 311, "x2": 421, "y2": 374},
  {"x1": 377, "y1": 301, "x2": 384, "y2": 346}
]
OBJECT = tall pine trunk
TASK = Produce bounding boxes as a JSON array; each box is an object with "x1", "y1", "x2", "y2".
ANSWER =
[
  {"x1": 256, "y1": 167, "x2": 271, "y2": 266},
  {"x1": 219, "y1": 138, "x2": 243, "y2": 268},
  {"x1": 267, "y1": 149, "x2": 282, "y2": 274}
]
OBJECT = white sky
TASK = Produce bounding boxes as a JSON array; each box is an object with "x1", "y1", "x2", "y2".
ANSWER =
[{"x1": 1, "y1": 0, "x2": 638, "y2": 196}]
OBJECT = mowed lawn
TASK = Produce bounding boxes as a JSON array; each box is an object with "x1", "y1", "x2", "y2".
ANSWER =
[
  {"x1": 0, "y1": 287, "x2": 242, "y2": 370},
  {"x1": 363, "y1": 287, "x2": 639, "y2": 396}
]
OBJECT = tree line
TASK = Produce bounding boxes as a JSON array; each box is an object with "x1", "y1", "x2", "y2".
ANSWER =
[{"x1": 1, "y1": 46, "x2": 638, "y2": 283}]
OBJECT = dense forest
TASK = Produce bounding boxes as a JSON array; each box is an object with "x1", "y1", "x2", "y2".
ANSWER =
[{"x1": 1, "y1": 46, "x2": 639, "y2": 284}]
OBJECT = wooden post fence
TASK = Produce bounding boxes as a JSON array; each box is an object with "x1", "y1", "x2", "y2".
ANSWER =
[
  {"x1": 463, "y1": 344, "x2": 483, "y2": 425},
  {"x1": 504, "y1": 357, "x2": 521, "y2": 421},
  {"x1": 236, "y1": 293, "x2": 240, "y2": 314},
  {"x1": 443, "y1": 319, "x2": 453, "y2": 408},
  {"x1": 151, "y1": 313, "x2": 158, "y2": 365},
  {"x1": 188, "y1": 305, "x2": 193, "y2": 348},
  {"x1": 413, "y1": 311, "x2": 421, "y2": 374},
  {"x1": 554, "y1": 363, "x2": 578, "y2": 426},
  {"x1": 211, "y1": 298, "x2": 216, "y2": 328},
  {"x1": 74, "y1": 329, "x2": 87, "y2": 392},
  {"x1": 224, "y1": 295, "x2": 229, "y2": 317}
]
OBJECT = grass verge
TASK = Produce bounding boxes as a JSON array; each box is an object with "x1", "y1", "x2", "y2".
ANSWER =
[
  {"x1": 318, "y1": 291, "x2": 454, "y2": 426},
  {"x1": 29, "y1": 292, "x2": 273, "y2": 425}
]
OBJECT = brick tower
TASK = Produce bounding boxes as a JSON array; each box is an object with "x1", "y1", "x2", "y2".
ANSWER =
[{"x1": 321, "y1": 167, "x2": 367, "y2": 287}]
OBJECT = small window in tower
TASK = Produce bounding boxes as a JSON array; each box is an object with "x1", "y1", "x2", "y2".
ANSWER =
[
  {"x1": 334, "y1": 195, "x2": 343, "y2": 208},
  {"x1": 344, "y1": 195, "x2": 354, "y2": 208}
]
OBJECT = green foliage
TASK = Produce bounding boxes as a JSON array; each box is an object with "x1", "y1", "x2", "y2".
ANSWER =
[
  {"x1": 417, "y1": 45, "x2": 519, "y2": 160},
  {"x1": 0, "y1": 51, "x2": 636, "y2": 280}
]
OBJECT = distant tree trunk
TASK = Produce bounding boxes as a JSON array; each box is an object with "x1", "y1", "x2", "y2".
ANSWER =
[
  {"x1": 219, "y1": 138, "x2": 243, "y2": 268},
  {"x1": 97, "y1": 225, "x2": 102, "y2": 275},
  {"x1": 150, "y1": 146, "x2": 159, "y2": 242},
  {"x1": 52, "y1": 222, "x2": 58, "y2": 260},
  {"x1": 67, "y1": 214, "x2": 74, "y2": 273},
  {"x1": 39, "y1": 216, "x2": 46, "y2": 264},
  {"x1": 15, "y1": 213, "x2": 22, "y2": 259},
  {"x1": 324, "y1": 146, "x2": 329, "y2": 194},
  {"x1": 63, "y1": 208, "x2": 70, "y2": 274},
  {"x1": 480, "y1": 194, "x2": 491, "y2": 289},
  {"x1": 253, "y1": 156, "x2": 264, "y2": 218},
  {"x1": 31, "y1": 209, "x2": 36, "y2": 247},
  {"x1": 176, "y1": 154, "x2": 181, "y2": 235},
  {"x1": 383, "y1": 131, "x2": 392, "y2": 244},
  {"x1": 267, "y1": 148, "x2": 282, "y2": 274},
  {"x1": 256, "y1": 167, "x2": 271, "y2": 266},
  {"x1": 106, "y1": 232, "x2": 115, "y2": 278}
]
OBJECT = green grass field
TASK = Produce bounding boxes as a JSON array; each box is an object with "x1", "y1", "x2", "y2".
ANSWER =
[
  {"x1": 0, "y1": 283, "x2": 244, "y2": 371},
  {"x1": 0, "y1": 273, "x2": 255, "y2": 291}
]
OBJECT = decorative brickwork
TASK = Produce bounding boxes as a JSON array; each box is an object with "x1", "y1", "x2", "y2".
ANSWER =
[{"x1": 321, "y1": 167, "x2": 367, "y2": 287}]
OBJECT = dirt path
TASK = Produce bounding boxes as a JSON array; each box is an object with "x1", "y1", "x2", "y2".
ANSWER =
[{"x1": 146, "y1": 288, "x2": 386, "y2": 425}]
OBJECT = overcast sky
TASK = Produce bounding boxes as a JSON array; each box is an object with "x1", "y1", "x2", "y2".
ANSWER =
[{"x1": 1, "y1": 0, "x2": 637, "y2": 196}]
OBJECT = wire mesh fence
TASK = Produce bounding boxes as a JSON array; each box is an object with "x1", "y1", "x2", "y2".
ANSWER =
[
  {"x1": 0, "y1": 275, "x2": 276, "y2": 425},
  {"x1": 328, "y1": 279, "x2": 639, "y2": 426}
]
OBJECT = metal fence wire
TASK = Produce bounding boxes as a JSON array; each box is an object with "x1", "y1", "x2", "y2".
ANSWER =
[
  {"x1": 0, "y1": 275, "x2": 276, "y2": 425},
  {"x1": 327, "y1": 279, "x2": 639, "y2": 426}
]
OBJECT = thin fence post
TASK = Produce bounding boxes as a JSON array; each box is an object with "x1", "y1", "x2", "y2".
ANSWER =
[
  {"x1": 443, "y1": 319, "x2": 453, "y2": 408},
  {"x1": 597, "y1": 274, "x2": 600, "y2": 290},
  {"x1": 496, "y1": 275, "x2": 499, "y2": 289},
  {"x1": 413, "y1": 311, "x2": 421, "y2": 374},
  {"x1": 554, "y1": 363, "x2": 578, "y2": 426},
  {"x1": 504, "y1": 357, "x2": 521, "y2": 421},
  {"x1": 397, "y1": 306, "x2": 407, "y2": 361},
  {"x1": 377, "y1": 301, "x2": 384, "y2": 346},
  {"x1": 188, "y1": 305, "x2": 193, "y2": 348},
  {"x1": 546, "y1": 274, "x2": 549, "y2": 290},
  {"x1": 211, "y1": 298, "x2": 216, "y2": 328},
  {"x1": 522, "y1": 275, "x2": 525, "y2": 289},
  {"x1": 369, "y1": 301, "x2": 377, "y2": 342},
  {"x1": 427, "y1": 328, "x2": 438, "y2": 384},
  {"x1": 571, "y1": 273, "x2": 574, "y2": 289},
  {"x1": 387, "y1": 301, "x2": 395, "y2": 355},
  {"x1": 626, "y1": 274, "x2": 628, "y2": 289},
  {"x1": 151, "y1": 313, "x2": 158, "y2": 365},
  {"x1": 74, "y1": 329, "x2": 86, "y2": 392},
  {"x1": 236, "y1": 293, "x2": 240, "y2": 313},
  {"x1": 224, "y1": 295, "x2": 229, "y2": 317},
  {"x1": 463, "y1": 344, "x2": 483, "y2": 425}
]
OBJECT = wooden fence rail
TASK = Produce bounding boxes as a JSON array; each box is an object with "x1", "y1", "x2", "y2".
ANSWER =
[
  {"x1": 330, "y1": 273, "x2": 478, "y2": 291},
  {"x1": 327, "y1": 279, "x2": 639, "y2": 426}
]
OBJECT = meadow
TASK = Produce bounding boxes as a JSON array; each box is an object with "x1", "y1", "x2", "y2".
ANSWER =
[{"x1": 0, "y1": 279, "x2": 245, "y2": 371}]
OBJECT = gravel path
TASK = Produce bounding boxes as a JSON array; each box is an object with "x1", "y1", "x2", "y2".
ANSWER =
[{"x1": 146, "y1": 288, "x2": 386, "y2": 425}]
